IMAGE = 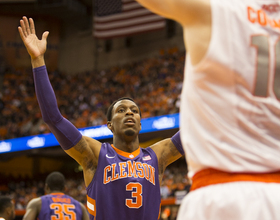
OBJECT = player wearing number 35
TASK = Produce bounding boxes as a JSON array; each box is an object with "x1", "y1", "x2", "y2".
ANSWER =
[
  {"x1": 18, "y1": 16, "x2": 183, "y2": 220},
  {"x1": 23, "y1": 172, "x2": 89, "y2": 220},
  {"x1": 134, "y1": 0, "x2": 280, "y2": 219}
]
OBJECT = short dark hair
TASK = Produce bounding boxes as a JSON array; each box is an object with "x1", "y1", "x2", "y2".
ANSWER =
[
  {"x1": 0, "y1": 196, "x2": 13, "y2": 214},
  {"x1": 106, "y1": 97, "x2": 141, "y2": 121},
  {"x1": 45, "y1": 172, "x2": 65, "y2": 191}
]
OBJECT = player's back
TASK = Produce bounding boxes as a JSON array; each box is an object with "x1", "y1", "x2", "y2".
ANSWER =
[
  {"x1": 180, "y1": 0, "x2": 280, "y2": 177},
  {"x1": 38, "y1": 193, "x2": 83, "y2": 220}
]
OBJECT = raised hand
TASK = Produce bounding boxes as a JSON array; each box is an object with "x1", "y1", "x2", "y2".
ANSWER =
[{"x1": 18, "y1": 16, "x2": 49, "y2": 60}]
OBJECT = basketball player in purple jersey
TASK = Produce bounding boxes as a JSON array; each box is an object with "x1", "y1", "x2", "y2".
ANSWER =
[
  {"x1": 23, "y1": 172, "x2": 89, "y2": 220},
  {"x1": 18, "y1": 16, "x2": 184, "y2": 220}
]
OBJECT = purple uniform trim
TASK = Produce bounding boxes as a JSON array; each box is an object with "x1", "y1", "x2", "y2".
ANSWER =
[
  {"x1": 33, "y1": 66, "x2": 82, "y2": 150},
  {"x1": 171, "y1": 131, "x2": 184, "y2": 155},
  {"x1": 86, "y1": 143, "x2": 161, "y2": 220},
  {"x1": 38, "y1": 193, "x2": 83, "y2": 220}
]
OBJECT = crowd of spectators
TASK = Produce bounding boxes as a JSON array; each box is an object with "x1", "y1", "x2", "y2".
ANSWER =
[{"x1": 0, "y1": 47, "x2": 184, "y2": 140}]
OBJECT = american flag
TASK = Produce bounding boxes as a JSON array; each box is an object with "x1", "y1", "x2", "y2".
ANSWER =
[{"x1": 93, "y1": 0, "x2": 166, "y2": 39}]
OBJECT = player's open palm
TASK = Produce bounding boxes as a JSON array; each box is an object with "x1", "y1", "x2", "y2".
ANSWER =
[{"x1": 18, "y1": 16, "x2": 49, "y2": 60}]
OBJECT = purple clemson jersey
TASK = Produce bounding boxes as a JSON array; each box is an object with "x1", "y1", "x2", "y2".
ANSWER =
[
  {"x1": 86, "y1": 143, "x2": 161, "y2": 220},
  {"x1": 38, "y1": 193, "x2": 83, "y2": 220}
]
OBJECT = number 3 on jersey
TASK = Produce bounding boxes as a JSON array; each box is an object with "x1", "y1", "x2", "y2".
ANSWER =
[
  {"x1": 251, "y1": 35, "x2": 280, "y2": 98},
  {"x1": 126, "y1": 182, "x2": 143, "y2": 209},
  {"x1": 50, "y1": 203, "x2": 76, "y2": 220}
]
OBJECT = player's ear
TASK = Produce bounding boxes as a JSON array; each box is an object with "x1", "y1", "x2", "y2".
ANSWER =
[
  {"x1": 45, "y1": 184, "x2": 50, "y2": 194},
  {"x1": 107, "y1": 121, "x2": 112, "y2": 131}
]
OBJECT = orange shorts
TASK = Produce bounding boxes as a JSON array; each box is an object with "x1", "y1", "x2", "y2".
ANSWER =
[{"x1": 191, "y1": 168, "x2": 280, "y2": 191}]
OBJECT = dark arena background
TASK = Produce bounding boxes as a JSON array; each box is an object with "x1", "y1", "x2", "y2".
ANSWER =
[{"x1": 0, "y1": 0, "x2": 190, "y2": 219}]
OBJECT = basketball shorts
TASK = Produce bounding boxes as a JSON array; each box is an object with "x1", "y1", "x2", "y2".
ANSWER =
[{"x1": 177, "y1": 181, "x2": 280, "y2": 220}]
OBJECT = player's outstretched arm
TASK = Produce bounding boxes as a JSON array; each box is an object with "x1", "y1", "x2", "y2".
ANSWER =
[
  {"x1": 22, "y1": 198, "x2": 41, "y2": 220},
  {"x1": 150, "y1": 131, "x2": 184, "y2": 183},
  {"x1": 135, "y1": 0, "x2": 205, "y2": 25},
  {"x1": 18, "y1": 16, "x2": 101, "y2": 186}
]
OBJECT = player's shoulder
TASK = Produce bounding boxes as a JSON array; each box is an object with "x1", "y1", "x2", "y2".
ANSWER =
[
  {"x1": 26, "y1": 197, "x2": 41, "y2": 209},
  {"x1": 83, "y1": 135, "x2": 102, "y2": 148}
]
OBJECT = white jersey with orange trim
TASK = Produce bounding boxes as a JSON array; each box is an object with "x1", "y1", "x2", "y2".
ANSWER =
[{"x1": 180, "y1": 0, "x2": 280, "y2": 178}]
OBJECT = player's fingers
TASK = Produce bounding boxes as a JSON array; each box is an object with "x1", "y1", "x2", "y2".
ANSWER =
[
  {"x1": 29, "y1": 17, "x2": 36, "y2": 35},
  {"x1": 42, "y1": 31, "x2": 49, "y2": 42},
  {"x1": 19, "y1": 19, "x2": 27, "y2": 38},
  {"x1": 18, "y1": 26, "x2": 25, "y2": 40},
  {"x1": 23, "y1": 16, "x2": 31, "y2": 35}
]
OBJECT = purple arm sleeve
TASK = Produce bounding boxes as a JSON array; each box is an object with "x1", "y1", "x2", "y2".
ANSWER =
[
  {"x1": 171, "y1": 131, "x2": 184, "y2": 155},
  {"x1": 33, "y1": 65, "x2": 82, "y2": 150}
]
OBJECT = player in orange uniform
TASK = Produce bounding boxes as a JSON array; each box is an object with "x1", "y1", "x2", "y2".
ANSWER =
[{"x1": 134, "y1": 0, "x2": 280, "y2": 219}]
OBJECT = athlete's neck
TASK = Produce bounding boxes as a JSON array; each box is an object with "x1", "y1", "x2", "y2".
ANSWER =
[{"x1": 113, "y1": 136, "x2": 139, "y2": 153}]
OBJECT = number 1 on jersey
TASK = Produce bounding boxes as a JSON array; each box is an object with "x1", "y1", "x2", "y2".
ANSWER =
[{"x1": 251, "y1": 35, "x2": 280, "y2": 98}]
